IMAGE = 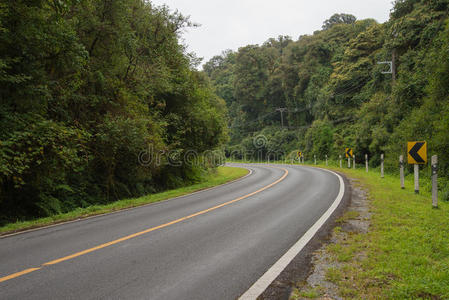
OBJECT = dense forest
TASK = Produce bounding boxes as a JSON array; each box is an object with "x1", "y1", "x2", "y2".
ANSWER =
[
  {"x1": 1, "y1": 0, "x2": 448, "y2": 225},
  {"x1": 204, "y1": 0, "x2": 449, "y2": 199},
  {"x1": 0, "y1": 0, "x2": 227, "y2": 224}
]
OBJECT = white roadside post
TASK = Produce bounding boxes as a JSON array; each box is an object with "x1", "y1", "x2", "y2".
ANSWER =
[
  {"x1": 325, "y1": 155, "x2": 328, "y2": 166},
  {"x1": 381, "y1": 154, "x2": 384, "y2": 178},
  {"x1": 400, "y1": 155, "x2": 405, "y2": 189},
  {"x1": 432, "y1": 155, "x2": 438, "y2": 208},
  {"x1": 365, "y1": 154, "x2": 369, "y2": 172},
  {"x1": 314, "y1": 155, "x2": 316, "y2": 165},
  {"x1": 339, "y1": 155, "x2": 342, "y2": 168},
  {"x1": 414, "y1": 164, "x2": 419, "y2": 194},
  {"x1": 353, "y1": 154, "x2": 356, "y2": 169},
  {"x1": 348, "y1": 156, "x2": 351, "y2": 168}
]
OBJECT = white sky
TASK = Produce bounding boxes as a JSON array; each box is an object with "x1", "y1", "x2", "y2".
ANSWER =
[{"x1": 150, "y1": 0, "x2": 394, "y2": 66}]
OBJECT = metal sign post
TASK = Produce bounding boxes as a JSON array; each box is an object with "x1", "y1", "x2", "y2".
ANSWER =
[{"x1": 414, "y1": 164, "x2": 419, "y2": 194}]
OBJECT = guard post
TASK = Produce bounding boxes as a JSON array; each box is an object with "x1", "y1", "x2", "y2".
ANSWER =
[
  {"x1": 381, "y1": 154, "x2": 384, "y2": 178},
  {"x1": 399, "y1": 155, "x2": 405, "y2": 189},
  {"x1": 432, "y1": 155, "x2": 438, "y2": 208},
  {"x1": 365, "y1": 154, "x2": 369, "y2": 173}
]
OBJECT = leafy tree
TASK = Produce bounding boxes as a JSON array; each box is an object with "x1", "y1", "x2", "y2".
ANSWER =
[
  {"x1": 0, "y1": 0, "x2": 228, "y2": 224},
  {"x1": 322, "y1": 13, "x2": 357, "y2": 30},
  {"x1": 205, "y1": 0, "x2": 449, "y2": 194},
  {"x1": 304, "y1": 119, "x2": 334, "y2": 158}
]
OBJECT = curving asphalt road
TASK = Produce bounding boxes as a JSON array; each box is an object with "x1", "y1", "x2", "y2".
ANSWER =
[{"x1": 0, "y1": 163, "x2": 344, "y2": 300}]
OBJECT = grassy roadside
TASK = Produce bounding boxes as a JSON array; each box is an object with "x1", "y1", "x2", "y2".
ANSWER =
[
  {"x1": 292, "y1": 163, "x2": 449, "y2": 299},
  {"x1": 0, "y1": 166, "x2": 248, "y2": 236}
]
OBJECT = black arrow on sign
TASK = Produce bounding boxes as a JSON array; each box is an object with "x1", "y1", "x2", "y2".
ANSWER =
[
  {"x1": 409, "y1": 142, "x2": 425, "y2": 163},
  {"x1": 346, "y1": 149, "x2": 352, "y2": 158}
]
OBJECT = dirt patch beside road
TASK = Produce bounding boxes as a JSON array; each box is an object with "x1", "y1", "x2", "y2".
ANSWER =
[{"x1": 289, "y1": 178, "x2": 370, "y2": 300}]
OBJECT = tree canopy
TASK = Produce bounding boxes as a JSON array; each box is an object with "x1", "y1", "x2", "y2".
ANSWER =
[
  {"x1": 205, "y1": 2, "x2": 449, "y2": 199},
  {"x1": 0, "y1": 0, "x2": 228, "y2": 224},
  {"x1": 322, "y1": 13, "x2": 357, "y2": 30}
]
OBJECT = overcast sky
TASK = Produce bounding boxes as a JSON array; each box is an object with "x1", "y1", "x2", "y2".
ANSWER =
[{"x1": 151, "y1": 0, "x2": 394, "y2": 66}]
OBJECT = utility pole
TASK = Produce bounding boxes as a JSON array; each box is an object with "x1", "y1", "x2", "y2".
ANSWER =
[
  {"x1": 276, "y1": 108, "x2": 287, "y2": 129},
  {"x1": 392, "y1": 49, "x2": 397, "y2": 83}
]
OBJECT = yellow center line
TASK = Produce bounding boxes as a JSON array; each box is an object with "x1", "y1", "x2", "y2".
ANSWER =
[
  {"x1": 0, "y1": 166, "x2": 288, "y2": 283},
  {"x1": 0, "y1": 268, "x2": 41, "y2": 283}
]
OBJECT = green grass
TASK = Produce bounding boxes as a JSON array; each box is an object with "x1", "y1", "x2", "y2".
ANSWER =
[
  {"x1": 308, "y1": 163, "x2": 449, "y2": 299},
  {"x1": 230, "y1": 159, "x2": 448, "y2": 299},
  {"x1": 290, "y1": 286, "x2": 324, "y2": 299},
  {"x1": 0, "y1": 166, "x2": 248, "y2": 235}
]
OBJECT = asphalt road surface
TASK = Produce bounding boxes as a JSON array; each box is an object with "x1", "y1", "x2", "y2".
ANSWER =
[{"x1": 0, "y1": 163, "x2": 344, "y2": 300}]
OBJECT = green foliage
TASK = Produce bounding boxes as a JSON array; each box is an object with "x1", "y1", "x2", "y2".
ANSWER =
[
  {"x1": 0, "y1": 166, "x2": 248, "y2": 235},
  {"x1": 0, "y1": 0, "x2": 228, "y2": 224},
  {"x1": 304, "y1": 119, "x2": 334, "y2": 159},
  {"x1": 225, "y1": 126, "x2": 300, "y2": 161},
  {"x1": 315, "y1": 166, "x2": 449, "y2": 299},
  {"x1": 206, "y1": 1, "x2": 449, "y2": 194},
  {"x1": 322, "y1": 13, "x2": 357, "y2": 30}
]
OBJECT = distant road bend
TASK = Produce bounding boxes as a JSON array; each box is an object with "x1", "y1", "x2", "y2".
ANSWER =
[{"x1": 0, "y1": 163, "x2": 345, "y2": 299}]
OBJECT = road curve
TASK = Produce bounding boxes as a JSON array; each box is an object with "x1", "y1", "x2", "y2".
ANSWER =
[{"x1": 0, "y1": 163, "x2": 344, "y2": 300}]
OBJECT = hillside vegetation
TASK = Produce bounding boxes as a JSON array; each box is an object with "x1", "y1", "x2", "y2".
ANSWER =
[
  {"x1": 0, "y1": 0, "x2": 228, "y2": 224},
  {"x1": 204, "y1": 0, "x2": 449, "y2": 198}
]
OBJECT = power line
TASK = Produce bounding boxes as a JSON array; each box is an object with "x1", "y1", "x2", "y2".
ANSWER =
[
  {"x1": 331, "y1": 81, "x2": 367, "y2": 98},
  {"x1": 229, "y1": 105, "x2": 311, "y2": 129},
  {"x1": 229, "y1": 110, "x2": 277, "y2": 129}
]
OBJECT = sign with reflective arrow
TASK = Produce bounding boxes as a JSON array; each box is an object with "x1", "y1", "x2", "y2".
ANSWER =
[
  {"x1": 345, "y1": 148, "x2": 353, "y2": 158},
  {"x1": 297, "y1": 151, "x2": 303, "y2": 158},
  {"x1": 407, "y1": 141, "x2": 427, "y2": 164}
]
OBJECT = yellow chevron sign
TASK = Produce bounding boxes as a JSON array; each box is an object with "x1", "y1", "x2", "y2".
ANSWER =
[
  {"x1": 297, "y1": 151, "x2": 303, "y2": 158},
  {"x1": 345, "y1": 148, "x2": 353, "y2": 158},
  {"x1": 407, "y1": 141, "x2": 427, "y2": 164}
]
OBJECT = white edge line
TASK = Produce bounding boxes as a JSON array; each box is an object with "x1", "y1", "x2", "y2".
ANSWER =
[
  {"x1": 239, "y1": 167, "x2": 345, "y2": 300},
  {"x1": 0, "y1": 166, "x2": 253, "y2": 239}
]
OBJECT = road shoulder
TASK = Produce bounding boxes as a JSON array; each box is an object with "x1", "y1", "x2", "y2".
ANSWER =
[
  {"x1": 258, "y1": 170, "x2": 352, "y2": 300},
  {"x1": 0, "y1": 166, "x2": 249, "y2": 237},
  {"x1": 289, "y1": 176, "x2": 369, "y2": 300}
]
